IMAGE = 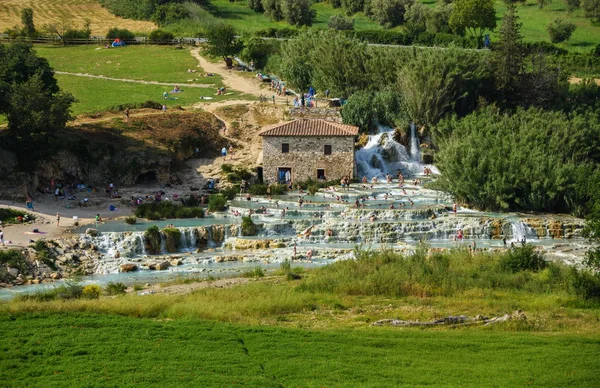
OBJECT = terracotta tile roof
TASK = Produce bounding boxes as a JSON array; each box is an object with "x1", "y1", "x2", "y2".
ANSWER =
[{"x1": 259, "y1": 119, "x2": 359, "y2": 137}]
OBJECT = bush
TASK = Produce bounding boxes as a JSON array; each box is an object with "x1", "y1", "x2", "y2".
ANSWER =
[
  {"x1": 307, "y1": 185, "x2": 318, "y2": 195},
  {"x1": 219, "y1": 185, "x2": 240, "y2": 200},
  {"x1": 282, "y1": 0, "x2": 316, "y2": 27},
  {"x1": 368, "y1": 0, "x2": 413, "y2": 28},
  {"x1": 135, "y1": 202, "x2": 204, "y2": 219},
  {"x1": 241, "y1": 216, "x2": 258, "y2": 236},
  {"x1": 0, "y1": 250, "x2": 26, "y2": 273},
  {"x1": 499, "y1": 245, "x2": 547, "y2": 273},
  {"x1": 242, "y1": 266, "x2": 265, "y2": 278},
  {"x1": 0, "y1": 208, "x2": 29, "y2": 224},
  {"x1": 254, "y1": 27, "x2": 298, "y2": 38},
  {"x1": 221, "y1": 164, "x2": 234, "y2": 173},
  {"x1": 208, "y1": 194, "x2": 228, "y2": 212},
  {"x1": 248, "y1": 184, "x2": 268, "y2": 195},
  {"x1": 144, "y1": 225, "x2": 162, "y2": 254},
  {"x1": 328, "y1": 14, "x2": 355, "y2": 30},
  {"x1": 570, "y1": 270, "x2": 600, "y2": 300},
  {"x1": 124, "y1": 216, "x2": 137, "y2": 225},
  {"x1": 104, "y1": 282, "x2": 127, "y2": 296},
  {"x1": 82, "y1": 284, "x2": 101, "y2": 299},
  {"x1": 162, "y1": 227, "x2": 181, "y2": 253},
  {"x1": 341, "y1": 0, "x2": 365, "y2": 14},
  {"x1": 106, "y1": 28, "x2": 135, "y2": 41},
  {"x1": 151, "y1": 3, "x2": 189, "y2": 27},
  {"x1": 547, "y1": 19, "x2": 577, "y2": 44},
  {"x1": 269, "y1": 184, "x2": 288, "y2": 195},
  {"x1": 148, "y1": 29, "x2": 175, "y2": 42}
]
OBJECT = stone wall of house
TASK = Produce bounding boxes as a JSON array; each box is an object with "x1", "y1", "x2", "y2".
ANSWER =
[
  {"x1": 288, "y1": 107, "x2": 342, "y2": 122},
  {"x1": 262, "y1": 136, "x2": 355, "y2": 183}
]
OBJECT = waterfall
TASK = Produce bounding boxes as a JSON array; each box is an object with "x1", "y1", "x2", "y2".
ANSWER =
[
  {"x1": 510, "y1": 220, "x2": 537, "y2": 242},
  {"x1": 137, "y1": 235, "x2": 147, "y2": 256},
  {"x1": 410, "y1": 122, "x2": 420, "y2": 162},
  {"x1": 355, "y1": 124, "x2": 437, "y2": 179}
]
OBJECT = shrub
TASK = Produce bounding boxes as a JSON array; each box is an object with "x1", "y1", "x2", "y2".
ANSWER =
[
  {"x1": 148, "y1": 29, "x2": 175, "y2": 42},
  {"x1": 133, "y1": 284, "x2": 145, "y2": 291},
  {"x1": 307, "y1": 185, "x2": 318, "y2": 196},
  {"x1": 221, "y1": 164, "x2": 234, "y2": 173},
  {"x1": 328, "y1": 14, "x2": 355, "y2": 30},
  {"x1": 104, "y1": 282, "x2": 127, "y2": 295},
  {"x1": 135, "y1": 202, "x2": 204, "y2": 219},
  {"x1": 282, "y1": 0, "x2": 316, "y2": 27},
  {"x1": 547, "y1": 19, "x2": 577, "y2": 44},
  {"x1": 499, "y1": 245, "x2": 547, "y2": 273},
  {"x1": 263, "y1": 0, "x2": 284, "y2": 21},
  {"x1": 342, "y1": 0, "x2": 365, "y2": 14},
  {"x1": 151, "y1": 4, "x2": 189, "y2": 27},
  {"x1": 106, "y1": 28, "x2": 135, "y2": 41},
  {"x1": 82, "y1": 284, "x2": 102, "y2": 299},
  {"x1": 0, "y1": 208, "x2": 28, "y2": 224},
  {"x1": 144, "y1": 225, "x2": 162, "y2": 254},
  {"x1": 162, "y1": 227, "x2": 181, "y2": 253},
  {"x1": 242, "y1": 266, "x2": 265, "y2": 278},
  {"x1": 219, "y1": 185, "x2": 240, "y2": 200},
  {"x1": 241, "y1": 216, "x2": 258, "y2": 236},
  {"x1": 248, "y1": 184, "x2": 268, "y2": 195},
  {"x1": 368, "y1": 0, "x2": 414, "y2": 28},
  {"x1": 208, "y1": 194, "x2": 228, "y2": 212},
  {"x1": 569, "y1": 269, "x2": 600, "y2": 300},
  {"x1": 0, "y1": 250, "x2": 26, "y2": 273},
  {"x1": 124, "y1": 216, "x2": 137, "y2": 225},
  {"x1": 269, "y1": 184, "x2": 288, "y2": 195}
]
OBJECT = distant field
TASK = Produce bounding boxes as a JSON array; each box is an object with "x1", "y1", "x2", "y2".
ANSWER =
[
  {"x1": 0, "y1": 0, "x2": 154, "y2": 36},
  {"x1": 34, "y1": 45, "x2": 219, "y2": 84},
  {"x1": 0, "y1": 313, "x2": 598, "y2": 387}
]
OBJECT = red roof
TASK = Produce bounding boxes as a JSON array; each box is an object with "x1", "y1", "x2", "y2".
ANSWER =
[{"x1": 259, "y1": 119, "x2": 359, "y2": 137}]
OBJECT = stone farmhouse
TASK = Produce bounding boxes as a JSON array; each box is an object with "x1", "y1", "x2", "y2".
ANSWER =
[{"x1": 258, "y1": 119, "x2": 359, "y2": 184}]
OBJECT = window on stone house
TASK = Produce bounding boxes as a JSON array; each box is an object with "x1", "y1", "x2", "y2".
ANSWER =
[
  {"x1": 317, "y1": 169, "x2": 326, "y2": 180},
  {"x1": 282, "y1": 143, "x2": 289, "y2": 153},
  {"x1": 324, "y1": 145, "x2": 332, "y2": 155}
]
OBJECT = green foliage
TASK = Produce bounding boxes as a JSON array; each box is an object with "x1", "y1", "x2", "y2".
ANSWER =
[
  {"x1": 449, "y1": 0, "x2": 496, "y2": 43},
  {"x1": 241, "y1": 216, "x2": 258, "y2": 236},
  {"x1": 547, "y1": 19, "x2": 577, "y2": 44},
  {"x1": 405, "y1": 2, "x2": 430, "y2": 35},
  {"x1": 208, "y1": 194, "x2": 228, "y2": 212},
  {"x1": 206, "y1": 23, "x2": 243, "y2": 60},
  {"x1": 32, "y1": 240, "x2": 57, "y2": 270},
  {"x1": 162, "y1": 228, "x2": 181, "y2": 253},
  {"x1": 327, "y1": 14, "x2": 355, "y2": 30},
  {"x1": 0, "y1": 41, "x2": 74, "y2": 167},
  {"x1": 426, "y1": 1, "x2": 453, "y2": 34},
  {"x1": 99, "y1": 0, "x2": 210, "y2": 20},
  {"x1": 151, "y1": 3, "x2": 190, "y2": 27},
  {"x1": 148, "y1": 29, "x2": 176, "y2": 42},
  {"x1": 569, "y1": 269, "x2": 600, "y2": 300},
  {"x1": 341, "y1": 0, "x2": 365, "y2": 14},
  {"x1": 248, "y1": 0, "x2": 264, "y2": 12},
  {"x1": 135, "y1": 202, "x2": 204, "y2": 220},
  {"x1": 82, "y1": 285, "x2": 102, "y2": 299},
  {"x1": 434, "y1": 107, "x2": 600, "y2": 213},
  {"x1": 143, "y1": 225, "x2": 162, "y2": 255},
  {"x1": 224, "y1": 166, "x2": 253, "y2": 183},
  {"x1": 105, "y1": 28, "x2": 136, "y2": 40},
  {"x1": 0, "y1": 250, "x2": 26, "y2": 274},
  {"x1": 0, "y1": 209, "x2": 28, "y2": 224},
  {"x1": 499, "y1": 245, "x2": 548, "y2": 273},
  {"x1": 263, "y1": 0, "x2": 284, "y2": 21},
  {"x1": 104, "y1": 282, "x2": 127, "y2": 296},
  {"x1": 248, "y1": 184, "x2": 268, "y2": 195},
  {"x1": 581, "y1": 0, "x2": 600, "y2": 21},
  {"x1": 240, "y1": 37, "x2": 276, "y2": 69},
  {"x1": 242, "y1": 266, "x2": 265, "y2": 278},
  {"x1": 564, "y1": 0, "x2": 580, "y2": 12},
  {"x1": 20, "y1": 8, "x2": 36, "y2": 37},
  {"x1": 124, "y1": 216, "x2": 137, "y2": 225},
  {"x1": 367, "y1": 0, "x2": 414, "y2": 28},
  {"x1": 219, "y1": 185, "x2": 240, "y2": 200},
  {"x1": 281, "y1": 0, "x2": 316, "y2": 27},
  {"x1": 17, "y1": 282, "x2": 84, "y2": 302}
]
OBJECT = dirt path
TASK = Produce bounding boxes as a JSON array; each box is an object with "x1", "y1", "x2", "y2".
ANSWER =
[
  {"x1": 136, "y1": 277, "x2": 252, "y2": 295},
  {"x1": 569, "y1": 77, "x2": 600, "y2": 86},
  {"x1": 55, "y1": 71, "x2": 215, "y2": 88},
  {"x1": 190, "y1": 49, "x2": 265, "y2": 97}
]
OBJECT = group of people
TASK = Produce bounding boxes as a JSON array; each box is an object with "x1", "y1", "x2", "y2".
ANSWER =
[
  {"x1": 221, "y1": 145, "x2": 234, "y2": 160},
  {"x1": 270, "y1": 80, "x2": 286, "y2": 96}
]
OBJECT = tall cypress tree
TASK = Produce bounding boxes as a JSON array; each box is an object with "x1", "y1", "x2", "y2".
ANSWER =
[{"x1": 492, "y1": 4, "x2": 525, "y2": 107}]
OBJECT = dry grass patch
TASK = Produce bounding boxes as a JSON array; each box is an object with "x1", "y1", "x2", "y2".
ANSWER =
[{"x1": 0, "y1": 0, "x2": 154, "y2": 36}]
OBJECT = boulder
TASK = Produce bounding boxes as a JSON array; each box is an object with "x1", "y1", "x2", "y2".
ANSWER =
[
  {"x1": 120, "y1": 264, "x2": 138, "y2": 272},
  {"x1": 155, "y1": 261, "x2": 170, "y2": 270},
  {"x1": 50, "y1": 272, "x2": 61, "y2": 280},
  {"x1": 6, "y1": 267, "x2": 20, "y2": 278},
  {"x1": 86, "y1": 228, "x2": 98, "y2": 237},
  {"x1": 170, "y1": 259, "x2": 183, "y2": 266}
]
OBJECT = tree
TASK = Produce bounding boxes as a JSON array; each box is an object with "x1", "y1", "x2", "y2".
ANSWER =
[
  {"x1": 398, "y1": 48, "x2": 489, "y2": 128},
  {"x1": 581, "y1": 0, "x2": 600, "y2": 21},
  {"x1": 327, "y1": 14, "x2": 355, "y2": 30},
  {"x1": 205, "y1": 23, "x2": 243, "y2": 63},
  {"x1": 341, "y1": 0, "x2": 365, "y2": 15},
  {"x1": 405, "y1": 2, "x2": 431, "y2": 35},
  {"x1": 368, "y1": 0, "x2": 415, "y2": 28},
  {"x1": 547, "y1": 18, "x2": 576, "y2": 43},
  {"x1": 537, "y1": 0, "x2": 552, "y2": 8},
  {"x1": 564, "y1": 0, "x2": 580, "y2": 12},
  {"x1": 240, "y1": 37, "x2": 275, "y2": 69},
  {"x1": 263, "y1": 0, "x2": 284, "y2": 21},
  {"x1": 0, "y1": 41, "x2": 74, "y2": 165},
  {"x1": 282, "y1": 0, "x2": 316, "y2": 27},
  {"x1": 248, "y1": 0, "x2": 264, "y2": 12},
  {"x1": 20, "y1": 8, "x2": 36, "y2": 37},
  {"x1": 491, "y1": 4, "x2": 525, "y2": 107},
  {"x1": 426, "y1": 1, "x2": 453, "y2": 33},
  {"x1": 449, "y1": 0, "x2": 496, "y2": 45},
  {"x1": 151, "y1": 3, "x2": 190, "y2": 27}
]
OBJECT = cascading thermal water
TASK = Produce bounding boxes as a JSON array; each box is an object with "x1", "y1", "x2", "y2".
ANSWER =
[{"x1": 356, "y1": 125, "x2": 438, "y2": 179}]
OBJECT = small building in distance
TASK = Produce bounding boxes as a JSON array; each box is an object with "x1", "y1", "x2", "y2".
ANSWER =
[{"x1": 259, "y1": 119, "x2": 359, "y2": 184}]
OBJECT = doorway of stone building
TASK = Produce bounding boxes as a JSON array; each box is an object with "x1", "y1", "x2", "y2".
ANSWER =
[
  {"x1": 317, "y1": 169, "x2": 326, "y2": 180},
  {"x1": 278, "y1": 167, "x2": 292, "y2": 183}
]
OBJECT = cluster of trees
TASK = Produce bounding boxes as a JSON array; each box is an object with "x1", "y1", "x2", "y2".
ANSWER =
[
  {"x1": 98, "y1": 0, "x2": 210, "y2": 21},
  {"x1": 0, "y1": 41, "x2": 74, "y2": 167},
  {"x1": 4, "y1": 8, "x2": 92, "y2": 43},
  {"x1": 246, "y1": 0, "x2": 317, "y2": 27}
]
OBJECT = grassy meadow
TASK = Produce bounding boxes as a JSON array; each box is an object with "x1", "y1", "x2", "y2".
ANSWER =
[
  {"x1": 2, "y1": 247, "x2": 600, "y2": 385},
  {"x1": 0, "y1": 313, "x2": 598, "y2": 387}
]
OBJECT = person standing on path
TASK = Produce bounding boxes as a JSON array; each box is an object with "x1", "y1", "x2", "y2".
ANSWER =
[
  {"x1": 0, "y1": 229, "x2": 4, "y2": 244},
  {"x1": 56, "y1": 212, "x2": 61, "y2": 227},
  {"x1": 124, "y1": 108, "x2": 130, "y2": 122},
  {"x1": 221, "y1": 147, "x2": 227, "y2": 160},
  {"x1": 95, "y1": 214, "x2": 102, "y2": 228}
]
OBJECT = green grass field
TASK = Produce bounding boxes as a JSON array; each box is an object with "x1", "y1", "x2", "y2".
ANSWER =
[
  {"x1": 56, "y1": 74, "x2": 236, "y2": 115},
  {"x1": 0, "y1": 312, "x2": 598, "y2": 387},
  {"x1": 34, "y1": 45, "x2": 218, "y2": 84}
]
